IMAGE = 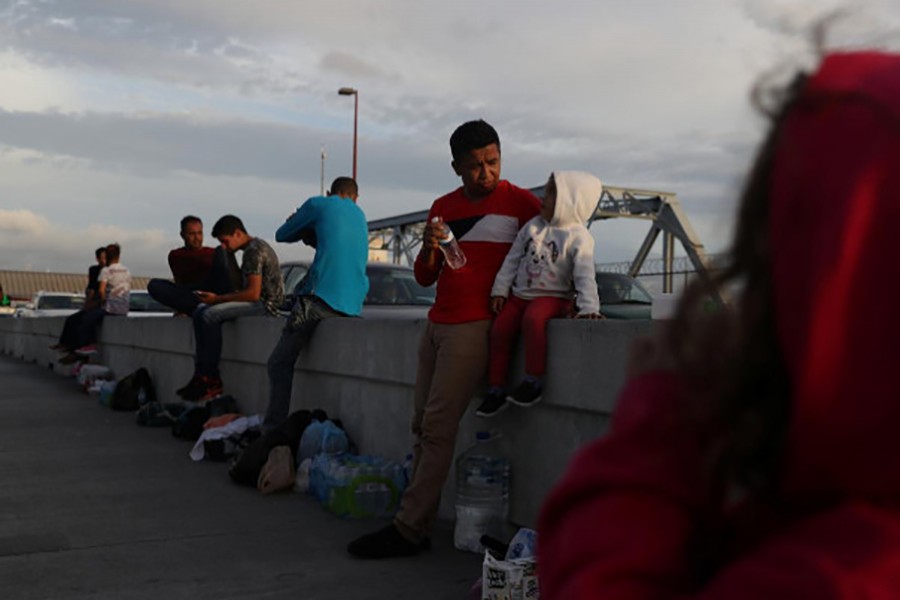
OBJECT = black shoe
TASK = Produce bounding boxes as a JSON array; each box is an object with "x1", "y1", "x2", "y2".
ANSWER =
[
  {"x1": 507, "y1": 379, "x2": 543, "y2": 407},
  {"x1": 347, "y1": 524, "x2": 429, "y2": 559},
  {"x1": 176, "y1": 376, "x2": 202, "y2": 399},
  {"x1": 476, "y1": 390, "x2": 508, "y2": 418}
]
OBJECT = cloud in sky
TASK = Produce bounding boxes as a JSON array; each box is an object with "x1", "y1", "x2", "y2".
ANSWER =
[
  {"x1": 0, "y1": 208, "x2": 50, "y2": 235},
  {"x1": 0, "y1": 0, "x2": 897, "y2": 278}
]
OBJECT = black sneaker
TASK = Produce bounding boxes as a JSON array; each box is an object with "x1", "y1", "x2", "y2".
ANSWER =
[
  {"x1": 176, "y1": 376, "x2": 202, "y2": 399},
  {"x1": 347, "y1": 524, "x2": 429, "y2": 559},
  {"x1": 476, "y1": 390, "x2": 508, "y2": 418},
  {"x1": 507, "y1": 379, "x2": 543, "y2": 407}
]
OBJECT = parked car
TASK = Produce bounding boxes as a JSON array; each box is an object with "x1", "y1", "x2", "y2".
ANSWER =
[
  {"x1": 281, "y1": 261, "x2": 436, "y2": 319},
  {"x1": 128, "y1": 290, "x2": 175, "y2": 317},
  {"x1": 283, "y1": 263, "x2": 650, "y2": 320},
  {"x1": 14, "y1": 291, "x2": 85, "y2": 318},
  {"x1": 595, "y1": 271, "x2": 652, "y2": 320}
]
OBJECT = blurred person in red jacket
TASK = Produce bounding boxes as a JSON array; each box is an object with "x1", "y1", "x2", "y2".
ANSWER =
[{"x1": 538, "y1": 50, "x2": 900, "y2": 599}]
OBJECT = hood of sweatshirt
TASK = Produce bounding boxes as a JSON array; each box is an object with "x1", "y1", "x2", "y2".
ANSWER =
[
  {"x1": 770, "y1": 51, "x2": 900, "y2": 503},
  {"x1": 550, "y1": 171, "x2": 603, "y2": 227}
]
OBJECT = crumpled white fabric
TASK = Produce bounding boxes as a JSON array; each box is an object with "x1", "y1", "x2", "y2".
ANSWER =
[{"x1": 189, "y1": 414, "x2": 263, "y2": 461}]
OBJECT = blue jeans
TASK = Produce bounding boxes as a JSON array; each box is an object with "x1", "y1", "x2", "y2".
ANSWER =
[
  {"x1": 148, "y1": 247, "x2": 241, "y2": 315},
  {"x1": 265, "y1": 296, "x2": 345, "y2": 429},
  {"x1": 193, "y1": 301, "x2": 269, "y2": 378}
]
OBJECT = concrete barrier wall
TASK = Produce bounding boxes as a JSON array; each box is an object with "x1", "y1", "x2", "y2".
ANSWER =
[{"x1": 0, "y1": 314, "x2": 652, "y2": 526}]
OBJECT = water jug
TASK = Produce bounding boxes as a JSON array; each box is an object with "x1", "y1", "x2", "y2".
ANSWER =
[{"x1": 454, "y1": 431, "x2": 510, "y2": 553}]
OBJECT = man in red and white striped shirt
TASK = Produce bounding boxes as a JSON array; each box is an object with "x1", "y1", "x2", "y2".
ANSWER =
[{"x1": 349, "y1": 119, "x2": 540, "y2": 559}]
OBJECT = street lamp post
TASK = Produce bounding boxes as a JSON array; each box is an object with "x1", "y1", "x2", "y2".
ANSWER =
[{"x1": 338, "y1": 87, "x2": 358, "y2": 181}]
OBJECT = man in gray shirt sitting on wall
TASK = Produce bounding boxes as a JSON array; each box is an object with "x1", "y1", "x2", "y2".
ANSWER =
[{"x1": 177, "y1": 214, "x2": 284, "y2": 403}]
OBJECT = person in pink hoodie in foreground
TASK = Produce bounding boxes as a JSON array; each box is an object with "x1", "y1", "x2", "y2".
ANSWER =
[{"x1": 538, "y1": 50, "x2": 900, "y2": 599}]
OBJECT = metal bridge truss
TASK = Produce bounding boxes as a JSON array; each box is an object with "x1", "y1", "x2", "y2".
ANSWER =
[{"x1": 367, "y1": 184, "x2": 721, "y2": 301}]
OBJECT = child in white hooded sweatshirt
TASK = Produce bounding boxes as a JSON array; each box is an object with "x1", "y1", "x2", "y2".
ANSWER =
[{"x1": 477, "y1": 171, "x2": 604, "y2": 417}]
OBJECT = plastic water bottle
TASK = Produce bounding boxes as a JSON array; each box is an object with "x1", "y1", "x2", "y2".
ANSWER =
[
  {"x1": 454, "y1": 431, "x2": 510, "y2": 553},
  {"x1": 431, "y1": 217, "x2": 466, "y2": 269}
]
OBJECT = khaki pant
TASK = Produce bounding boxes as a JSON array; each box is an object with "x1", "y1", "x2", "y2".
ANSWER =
[{"x1": 394, "y1": 319, "x2": 491, "y2": 542}]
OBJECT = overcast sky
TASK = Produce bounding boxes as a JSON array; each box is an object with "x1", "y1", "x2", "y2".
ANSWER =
[{"x1": 1, "y1": 0, "x2": 897, "y2": 277}]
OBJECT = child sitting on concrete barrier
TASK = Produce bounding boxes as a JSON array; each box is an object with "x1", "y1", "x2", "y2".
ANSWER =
[{"x1": 477, "y1": 171, "x2": 604, "y2": 417}]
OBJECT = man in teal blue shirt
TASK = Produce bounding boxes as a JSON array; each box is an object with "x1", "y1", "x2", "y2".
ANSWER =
[{"x1": 264, "y1": 177, "x2": 369, "y2": 429}]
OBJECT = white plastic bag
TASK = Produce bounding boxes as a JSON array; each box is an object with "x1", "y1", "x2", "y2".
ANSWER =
[{"x1": 482, "y1": 551, "x2": 539, "y2": 599}]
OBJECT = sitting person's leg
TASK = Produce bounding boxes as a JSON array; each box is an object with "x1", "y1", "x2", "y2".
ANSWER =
[
  {"x1": 55, "y1": 310, "x2": 84, "y2": 350},
  {"x1": 265, "y1": 296, "x2": 341, "y2": 429},
  {"x1": 74, "y1": 307, "x2": 107, "y2": 350},
  {"x1": 147, "y1": 278, "x2": 201, "y2": 315},
  {"x1": 508, "y1": 296, "x2": 571, "y2": 406},
  {"x1": 477, "y1": 296, "x2": 527, "y2": 417},
  {"x1": 187, "y1": 301, "x2": 269, "y2": 399}
]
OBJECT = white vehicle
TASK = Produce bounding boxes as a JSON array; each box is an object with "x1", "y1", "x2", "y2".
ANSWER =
[{"x1": 14, "y1": 291, "x2": 85, "y2": 318}]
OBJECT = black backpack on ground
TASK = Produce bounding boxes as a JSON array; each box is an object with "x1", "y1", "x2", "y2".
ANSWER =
[
  {"x1": 171, "y1": 395, "x2": 240, "y2": 441},
  {"x1": 136, "y1": 401, "x2": 187, "y2": 427},
  {"x1": 110, "y1": 368, "x2": 156, "y2": 412}
]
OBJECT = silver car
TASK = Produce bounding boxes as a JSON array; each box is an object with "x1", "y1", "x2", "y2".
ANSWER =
[
  {"x1": 595, "y1": 272, "x2": 652, "y2": 320},
  {"x1": 280, "y1": 261, "x2": 435, "y2": 320},
  {"x1": 128, "y1": 290, "x2": 175, "y2": 317}
]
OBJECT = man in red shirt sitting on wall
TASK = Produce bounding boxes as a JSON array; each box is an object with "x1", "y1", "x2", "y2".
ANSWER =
[{"x1": 148, "y1": 215, "x2": 241, "y2": 315}]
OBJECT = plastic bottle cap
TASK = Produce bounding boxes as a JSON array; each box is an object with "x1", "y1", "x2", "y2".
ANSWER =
[{"x1": 475, "y1": 431, "x2": 490, "y2": 441}]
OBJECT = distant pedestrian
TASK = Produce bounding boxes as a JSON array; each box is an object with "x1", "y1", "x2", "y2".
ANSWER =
[
  {"x1": 176, "y1": 215, "x2": 283, "y2": 403},
  {"x1": 0, "y1": 283, "x2": 10, "y2": 307},
  {"x1": 264, "y1": 177, "x2": 369, "y2": 430},
  {"x1": 477, "y1": 171, "x2": 604, "y2": 418}
]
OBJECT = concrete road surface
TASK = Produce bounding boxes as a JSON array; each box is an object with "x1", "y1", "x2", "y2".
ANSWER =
[{"x1": 0, "y1": 355, "x2": 483, "y2": 599}]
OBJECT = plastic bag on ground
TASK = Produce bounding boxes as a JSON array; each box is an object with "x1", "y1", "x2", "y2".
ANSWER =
[
  {"x1": 298, "y1": 419, "x2": 349, "y2": 462},
  {"x1": 258, "y1": 446, "x2": 296, "y2": 495},
  {"x1": 482, "y1": 550, "x2": 539, "y2": 600}
]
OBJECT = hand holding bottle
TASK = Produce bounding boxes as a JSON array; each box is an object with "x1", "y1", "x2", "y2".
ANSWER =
[{"x1": 430, "y1": 217, "x2": 467, "y2": 269}]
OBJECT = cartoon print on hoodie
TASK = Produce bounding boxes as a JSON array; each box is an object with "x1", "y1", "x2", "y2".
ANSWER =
[
  {"x1": 523, "y1": 238, "x2": 560, "y2": 288},
  {"x1": 491, "y1": 171, "x2": 602, "y2": 315}
]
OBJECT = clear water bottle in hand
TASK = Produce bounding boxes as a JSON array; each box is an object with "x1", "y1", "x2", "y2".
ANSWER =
[{"x1": 431, "y1": 217, "x2": 466, "y2": 269}]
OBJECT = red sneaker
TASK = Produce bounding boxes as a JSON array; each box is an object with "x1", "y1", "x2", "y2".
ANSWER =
[{"x1": 197, "y1": 377, "x2": 224, "y2": 403}]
